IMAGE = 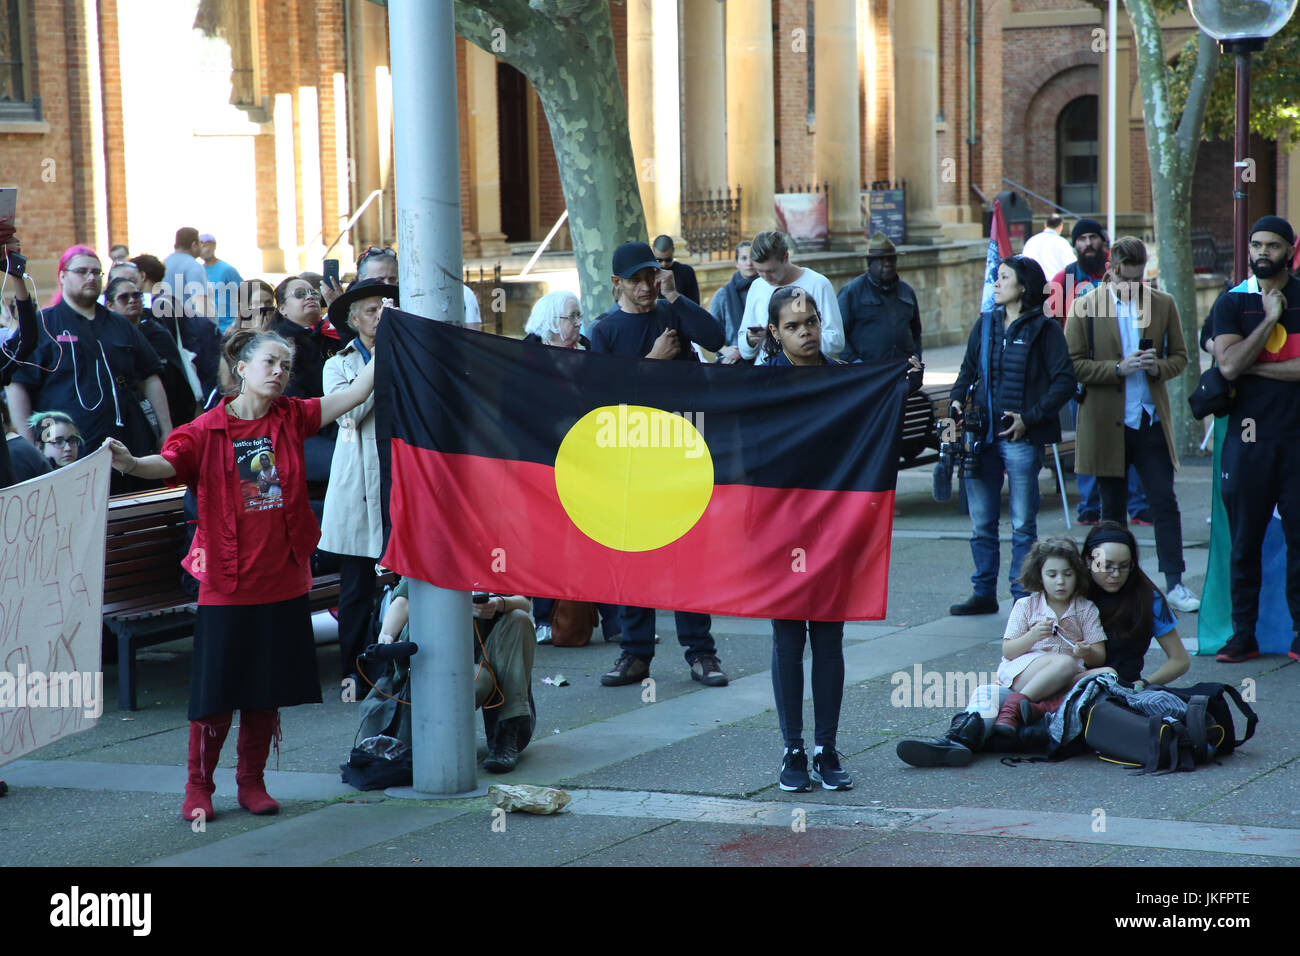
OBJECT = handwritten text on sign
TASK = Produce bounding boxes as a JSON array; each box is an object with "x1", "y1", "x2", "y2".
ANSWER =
[{"x1": 0, "y1": 447, "x2": 110, "y2": 767}]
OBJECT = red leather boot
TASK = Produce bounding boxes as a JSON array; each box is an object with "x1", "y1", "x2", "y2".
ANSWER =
[
  {"x1": 993, "y1": 691, "x2": 1028, "y2": 737},
  {"x1": 181, "y1": 712, "x2": 233, "y2": 822},
  {"x1": 235, "y1": 709, "x2": 281, "y2": 815}
]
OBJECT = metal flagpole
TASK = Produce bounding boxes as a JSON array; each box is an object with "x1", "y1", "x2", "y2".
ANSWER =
[{"x1": 387, "y1": 0, "x2": 478, "y2": 796}]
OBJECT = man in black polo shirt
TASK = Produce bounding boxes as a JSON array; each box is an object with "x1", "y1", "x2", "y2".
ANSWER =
[
  {"x1": 651, "y1": 234, "x2": 701, "y2": 305},
  {"x1": 1209, "y1": 215, "x2": 1300, "y2": 663},
  {"x1": 589, "y1": 241, "x2": 728, "y2": 688},
  {"x1": 8, "y1": 247, "x2": 170, "y2": 491}
]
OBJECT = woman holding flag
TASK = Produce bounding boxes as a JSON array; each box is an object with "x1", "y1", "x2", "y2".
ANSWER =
[
  {"x1": 762, "y1": 286, "x2": 854, "y2": 792},
  {"x1": 103, "y1": 327, "x2": 377, "y2": 824}
]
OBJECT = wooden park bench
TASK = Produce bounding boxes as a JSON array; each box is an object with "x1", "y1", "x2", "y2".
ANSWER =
[{"x1": 102, "y1": 487, "x2": 385, "y2": 711}]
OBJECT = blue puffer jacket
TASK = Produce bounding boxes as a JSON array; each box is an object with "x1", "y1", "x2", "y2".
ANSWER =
[{"x1": 950, "y1": 306, "x2": 1075, "y2": 446}]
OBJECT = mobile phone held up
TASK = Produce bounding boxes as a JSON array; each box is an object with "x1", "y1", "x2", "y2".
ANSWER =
[
  {"x1": 323, "y1": 258, "x2": 340, "y2": 287},
  {"x1": 1139, "y1": 338, "x2": 1153, "y2": 352}
]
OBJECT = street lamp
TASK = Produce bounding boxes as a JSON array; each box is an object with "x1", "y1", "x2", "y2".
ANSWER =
[{"x1": 1188, "y1": 0, "x2": 1298, "y2": 282}]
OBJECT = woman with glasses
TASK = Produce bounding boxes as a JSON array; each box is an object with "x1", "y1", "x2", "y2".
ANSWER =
[
  {"x1": 522, "y1": 290, "x2": 589, "y2": 349},
  {"x1": 29, "y1": 411, "x2": 82, "y2": 470},
  {"x1": 270, "y1": 276, "x2": 335, "y2": 400},
  {"x1": 107, "y1": 276, "x2": 197, "y2": 428},
  {"x1": 1082, "y1": 521, "x2": 1189, "y2": 690}
]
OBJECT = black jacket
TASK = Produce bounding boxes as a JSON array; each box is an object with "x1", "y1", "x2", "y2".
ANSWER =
[
  {"x1": 837, "y1": 274, "x2": 922, "y2": 362},
  {"x1": 951, "y1": 306, "x2": 1075, "y2": 446}
]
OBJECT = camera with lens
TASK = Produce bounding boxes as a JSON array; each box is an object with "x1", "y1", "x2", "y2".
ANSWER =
[{"x1": 932, "y1": 384, "x2": 985, "y2": 502}]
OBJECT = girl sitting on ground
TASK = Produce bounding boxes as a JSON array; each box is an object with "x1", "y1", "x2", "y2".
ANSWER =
[{"x1": 994, "y1": 536, "x2": 1114, "y2": 735}]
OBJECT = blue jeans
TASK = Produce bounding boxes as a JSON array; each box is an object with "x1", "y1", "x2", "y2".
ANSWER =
[
  {"x1": 966, "y1": 439, "x2": 1043, "y2": 600},
  {"x1": 619, "y1": 607, "x2": 714, "y2": 663},
  {"x1": 1077, "y1": 466, "x2": 1147, "y2": 518}
]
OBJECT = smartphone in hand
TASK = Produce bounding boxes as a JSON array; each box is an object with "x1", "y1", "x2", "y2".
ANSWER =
[
  {"x1": 323, "y1": 258, "x2": 340, "y2": 286},
  {"x1": 1139, "y1": 338, "x2": 1153, "y2": 352}
]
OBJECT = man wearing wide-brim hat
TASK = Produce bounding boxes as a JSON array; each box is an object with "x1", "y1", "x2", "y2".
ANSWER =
[
  {"x1": 319, "y1": 276, "x2": 398, "y2": 691},
  {"x1": 836, "y1": 231, "x2": 924, "y2": 388}
]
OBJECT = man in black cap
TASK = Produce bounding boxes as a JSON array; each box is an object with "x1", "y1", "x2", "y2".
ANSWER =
[
  {"x1": 837, "y1": 231, "x2": 924, "y2": 388},
  {"x1": 589, "y1": 240, "x2": 728, "y2": 689},
  {"x1": 1208, "y1": 215, "x2": 1300, "y2": 664}
]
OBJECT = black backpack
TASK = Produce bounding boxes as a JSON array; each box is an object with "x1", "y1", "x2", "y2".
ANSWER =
[
  {"x1": 1161, "y1": 682, "x2": 1258, "y2": 756},
  {"x1": 1083, "y1": 682, "x2": 1257, "y2": 774}
]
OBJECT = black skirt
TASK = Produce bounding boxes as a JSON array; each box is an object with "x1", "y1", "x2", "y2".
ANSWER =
[{"x1": 188, "y1": 594, "x2": 323, "y2": 720}]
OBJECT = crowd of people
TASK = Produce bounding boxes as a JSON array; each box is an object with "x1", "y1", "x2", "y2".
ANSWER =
[{"x1": 6, "y1": 207, "x2": 1291, "y2": 814}]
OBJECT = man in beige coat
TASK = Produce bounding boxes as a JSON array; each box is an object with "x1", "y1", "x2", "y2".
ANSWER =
[{"x1": 1065, "y1": 236, "x2": 1200, "y2": 613}]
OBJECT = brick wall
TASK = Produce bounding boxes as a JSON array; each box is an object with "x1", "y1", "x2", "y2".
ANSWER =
[
  {"x1": 0, "y1": 0, "x2": 94, "y2": 276},
  {"x1": 772, "y1": 0, "x2": 813, "y2": 189}
]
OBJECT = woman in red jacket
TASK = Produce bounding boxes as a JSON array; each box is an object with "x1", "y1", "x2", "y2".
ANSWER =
[{"x1": 105, "y1": 327, "x2": 376, "y2": 823}]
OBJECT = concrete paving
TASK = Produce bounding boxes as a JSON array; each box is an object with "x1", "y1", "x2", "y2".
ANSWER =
[{"x1": 2, "y1": 345, "x2": 1294, "y2": 871}]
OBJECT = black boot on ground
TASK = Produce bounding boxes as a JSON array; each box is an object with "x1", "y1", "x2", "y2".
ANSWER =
[
  {"x1": 482, "y1": 715, "x2": 532, "y2": 774},
  {"x1": 896, "y1": 711, "x2": 985, "y2": 768}
]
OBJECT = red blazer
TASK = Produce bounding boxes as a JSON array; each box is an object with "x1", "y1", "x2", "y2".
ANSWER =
[{"x1": 161, "y1": 396, "x2": 321, "y2": 596}]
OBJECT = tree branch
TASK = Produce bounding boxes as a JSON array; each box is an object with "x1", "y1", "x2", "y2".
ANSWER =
[{"x1": 1176, "y1": 31, "x2": 1220, "y2": 162}]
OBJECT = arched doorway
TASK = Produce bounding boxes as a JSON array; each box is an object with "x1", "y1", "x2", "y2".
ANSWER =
[{"x1": 1057, "y1": 95, "x2": 1099, "y2": 213}]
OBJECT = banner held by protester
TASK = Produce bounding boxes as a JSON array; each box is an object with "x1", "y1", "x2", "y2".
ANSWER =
[
  {"x1": 376, "y1": 308, "x2": 908, "y2": 622},
  {"x1": 0, "y1": 447, "x2": 111, "y2": 767}
]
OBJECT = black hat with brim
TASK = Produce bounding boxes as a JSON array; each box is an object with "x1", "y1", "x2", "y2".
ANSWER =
[{"x1": 327, "y1": 277, "x2": 400, "y2": 342}]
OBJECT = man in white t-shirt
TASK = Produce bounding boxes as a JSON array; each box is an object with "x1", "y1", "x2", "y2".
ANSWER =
[
  {"x1": 737, "y1": 231, "x2": 844, "y2": 365},
  {"x1": 1021, "y1": 214, "x2": 1075, "y2": 280}
]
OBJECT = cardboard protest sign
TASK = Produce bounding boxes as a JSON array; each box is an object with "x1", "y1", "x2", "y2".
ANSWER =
[{"x1": 0, "y1": 446, "x2": 111, "y2": 766}]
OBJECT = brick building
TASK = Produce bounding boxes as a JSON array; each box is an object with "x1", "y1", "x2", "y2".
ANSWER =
[{"x1": 0, "y1": 0, "x2": 1295, "y2": 298}]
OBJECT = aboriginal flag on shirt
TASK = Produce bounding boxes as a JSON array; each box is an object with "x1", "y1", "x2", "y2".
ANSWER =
[{"x1": 374, "y1": 307, "x2": 908, "y2": 621}]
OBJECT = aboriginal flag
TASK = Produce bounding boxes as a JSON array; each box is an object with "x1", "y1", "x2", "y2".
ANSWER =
[{"x1": 375, "y1": 308, "x2": 908, "y2": 621}]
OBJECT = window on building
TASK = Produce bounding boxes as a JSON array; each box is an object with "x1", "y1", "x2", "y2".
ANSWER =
[
  {"x1": 1057, "y1": 96, "x2": 1098, "y2": 213},
  {"x1": 0, "y1": 0, "x2": 37, "y2": 121}
]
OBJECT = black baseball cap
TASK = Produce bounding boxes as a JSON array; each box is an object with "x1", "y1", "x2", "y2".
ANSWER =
[{"x1": 612, "y1": 241, "x2": 660, "y2": 279}]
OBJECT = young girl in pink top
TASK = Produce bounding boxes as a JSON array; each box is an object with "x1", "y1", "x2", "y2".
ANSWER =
[{"x1": 994, "y1": 536, "x2": 1114, "y2": 735}]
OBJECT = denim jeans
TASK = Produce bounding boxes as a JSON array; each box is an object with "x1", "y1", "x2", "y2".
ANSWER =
[
  {"x1": 619, "y1": 607, "x2": 714, "y2": 663},
  {"x1": 1077, "y1": 466, "x2": 1146, "y2": 518},
  {"x1": 966, "y1": 439, "x2": 1043, "y2": 600}
]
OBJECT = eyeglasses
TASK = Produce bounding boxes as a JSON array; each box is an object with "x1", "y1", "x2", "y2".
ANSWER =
[
  {"x1": 288, "y1": 288, "x2": 322, "y2": 301},
  {"x1": 1093, "y1": 561, "x2": 1133, "y2": 576},
  {"x1": 46, "y1": 436, "x2": 82, "y2": 448},
  {"x1": 560, "y1": 312, "x2": 582, "y2": 323},
  {"x1": 115, "y1": 291, "x2": 143, "y2": 302},
  {"x1": 66, "y1": 267, "x2": 103, "y2": 278},
  {"x1": 655, "y1": 256, "x2": 673, "y2": 265}
]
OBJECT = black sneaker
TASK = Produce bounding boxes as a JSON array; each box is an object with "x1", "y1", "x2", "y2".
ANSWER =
[
  {"x1": 1215, "y1": 634, "x2": 1260, "y2": 663},
  {"x1": 1077, "y1": 512, "x2": 1100, "y2": 525},
  {"x1": 779, "y1": 748, "x2": 811, "y2": 792},
  {"x1": 950, "y1": 594, "x2": 998, "y2": 616},
  {"x1": 600, "y1": 652, "x2": 650, "y2": 686},
  {"x1": 811, "y1": 750, "x2": 853, "y2": 790},
  {"x1": 689, "y1": 653, "x2": 729, "y2": 687}
]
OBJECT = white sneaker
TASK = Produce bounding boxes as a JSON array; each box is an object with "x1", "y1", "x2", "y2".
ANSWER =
[
  {"x1": 535, "y1": 624, "x2": 552, "y2": 644},
  {"x1": 1166, "y1": 583, "x2": 1201, "y2": 613}
]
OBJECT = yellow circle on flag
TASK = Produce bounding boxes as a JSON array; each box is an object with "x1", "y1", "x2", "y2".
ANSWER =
[
  {"x1": 554, "y1": 404, "x2": 714, "y2": 552},
  {"x1": 1265, "y1": 323, "x2": 1287, "y2": 355}
]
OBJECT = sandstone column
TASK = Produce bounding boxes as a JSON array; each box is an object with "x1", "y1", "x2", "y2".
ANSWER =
[
  {"x1": 681, "y1": 0, "x2": 727, "y2": 200},
  {"x1": 464, "y1": 41, "x2": 511, "y2": 257},
  {"x1": 726, "y1": 0, "x2": 776, "y2": 238},
  {"x1": 815, "y1": 0, "x2": 864, "y2": 250},
  {"x1": 892, "y1": 0, "x2": 944, "y2": 244},
  {"x1": 627, "y1": 0, "x2": 681, "y2": 239},
  {"x1": 1098, "y1": 27, "x2": 1133, "y2": 219}
]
